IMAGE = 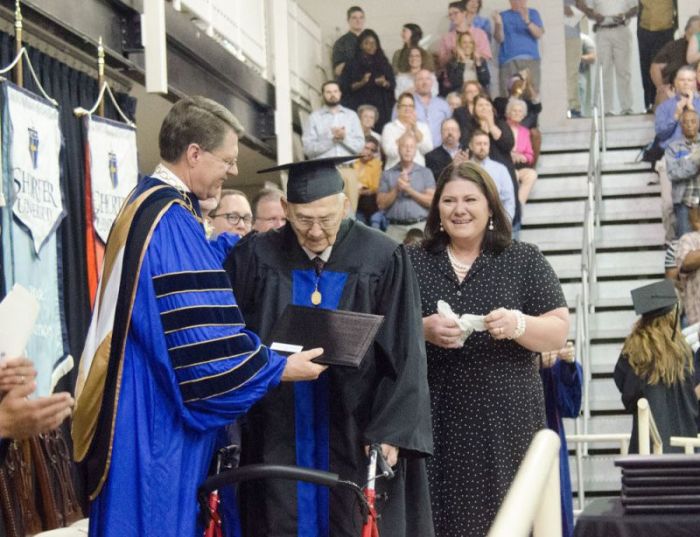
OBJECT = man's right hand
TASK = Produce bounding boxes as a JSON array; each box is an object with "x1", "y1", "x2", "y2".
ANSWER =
[{"x1": 282, "y1": 348, "x2": 327, "y2": 381}]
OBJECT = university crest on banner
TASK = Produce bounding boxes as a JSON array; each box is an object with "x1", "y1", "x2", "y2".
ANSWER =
[
  {"x1": 1, "y1": 82, "x2": 70, "y2": 397},
  {"x1": 5, "y1": 84, "x2": 64, "y2": 254},
  {"x1": 86, "y1": 116, "x2": 138, "y2": 243}
]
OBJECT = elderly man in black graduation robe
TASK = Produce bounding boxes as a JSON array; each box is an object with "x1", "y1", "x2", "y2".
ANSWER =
[{"x1": 224, "y1": 157, "x2": 434, "y2": 537}]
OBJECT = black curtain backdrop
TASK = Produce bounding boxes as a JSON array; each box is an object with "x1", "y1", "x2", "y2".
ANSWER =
[{"x1": 0, "y1": 31, "x2": 137, "y2": 390}]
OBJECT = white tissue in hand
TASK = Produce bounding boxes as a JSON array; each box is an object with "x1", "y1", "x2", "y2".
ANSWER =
[
  {"x1": 437, "y1": 300, "x2": 487, "y2": 346},
  {"x1": 683, "y1": 322, "x2": 700, "y2": 352}
]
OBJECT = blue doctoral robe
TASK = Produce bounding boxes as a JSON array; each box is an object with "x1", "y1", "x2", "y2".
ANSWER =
[
  {"x1": 82, "y1": 177, "x2": 287, "y2": 536},
  {"x1": 541, "y1": 360, "x2": 582, "y2": 537}
]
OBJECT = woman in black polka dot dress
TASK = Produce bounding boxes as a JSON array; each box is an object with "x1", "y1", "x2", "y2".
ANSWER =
[{"x1": 406, "y1": 162, "x2": 569, "y2": 537}]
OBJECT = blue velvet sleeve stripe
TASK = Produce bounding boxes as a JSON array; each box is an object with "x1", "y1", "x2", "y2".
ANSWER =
[
  {"x1": 179, "y1": 346, "x2": 270, "y2": 402},
  {"x1": 152, "y1": 269, "x2": 232, "y2": 298},
  {"x1": 168, "y1": 333, "x2": 260, "y2": 369},
  {"x1": 161, "y1": 304, "x2": 244, "y2": 334}
]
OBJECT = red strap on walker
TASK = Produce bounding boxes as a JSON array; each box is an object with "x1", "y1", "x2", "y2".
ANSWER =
[{"x1": 204, "y1": 491, "x2": 223, "y2": 537}]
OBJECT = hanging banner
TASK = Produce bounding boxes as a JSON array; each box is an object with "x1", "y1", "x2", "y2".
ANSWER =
[
  {"x1": 5, "y1": 83, "x2": 64, "y2": 254},
  {"x1": 1, "y1": 82, "x2": 70, "y2": 397},
  {"x1": 86, "y1": 116, "x2": 138, "y2": 243}
]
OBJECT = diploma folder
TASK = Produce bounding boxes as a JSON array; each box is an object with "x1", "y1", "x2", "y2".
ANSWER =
[{"x1": 268, "y1": 305, "x2": 384, "y2": 368}]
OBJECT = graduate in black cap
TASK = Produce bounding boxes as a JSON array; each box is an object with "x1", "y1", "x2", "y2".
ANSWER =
[
  {"x1": 614, "y1": 279, "x2": 698, "y2": 453},
  {"x1": 224, "y1": 157, "x2": 434, "y2": 536}
]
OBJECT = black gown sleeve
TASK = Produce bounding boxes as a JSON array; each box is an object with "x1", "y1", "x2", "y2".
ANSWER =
[
  {"x1": 614, "y1": 354, "x2": 645, "y2": 413},
  {"x1": 363, "y1": 245, "x2": 433, "y2": 457}
]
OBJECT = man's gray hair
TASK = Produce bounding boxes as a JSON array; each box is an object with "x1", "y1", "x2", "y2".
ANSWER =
[
  {"x1": 159, "y1": 96, "x2": 244, "y2": 163},
  {"x1": 251, "y1": 187, "x2": 284, "y2": 218},
  {"x1": 685, "y1": 15, "x2": 700, "y2": 32},
  {"x1": 357, "y1": 104, "x2": 379, "y2": 120}
]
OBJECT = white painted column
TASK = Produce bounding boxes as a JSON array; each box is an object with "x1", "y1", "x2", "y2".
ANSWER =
[
  {"x1": 271, "y1": 0, "x2": 294, "y2": 172},
  {"x1": 142, "y1": 0, "x2": 168, "y2": 94},
  {"x1": 678, "y1": 0, "x2": 698, "y2": 36}
]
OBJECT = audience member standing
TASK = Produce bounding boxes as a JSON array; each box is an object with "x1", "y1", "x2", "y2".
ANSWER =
[
  {"x1": 377, "y1": 133, "x2": 436, "y2": 242},
  {"x1": 392, "y1": 23, "x2": 435, "y2": 73},
  {"x1": 426, "y1": 118, "x2": 466, "y2": 182},
  {"x1": 302, "y1": 80, "x2": 364, "y2": 159},
  {"x1": 252, "y1": 188, "x2": 286, "y2": 232},
  {"x1": 688, "y1": 31, "x2": 700, "y2": 65},
  {"x1": 353, "y1": 136, "x2": 383, "y2": 224},
  {"x1": 678, "y1": 205, "x2": 700, "y2": 327},
  {"x1": 407, "y1": 162, "x2": 568, "y2": 537},
  {"x1": 381, "y1": 92, "x2": 433, "y2": 169},
  {"x1": 453, "y1": 80, "x2": 484, "y2": 147},
  {"x1": 465, "y1": 0, "x2": 492, "y2": 40},
  {"x1": 637, "y1": 0, "x2": 677, "y2": 112},
  {"x1": 340, "y1": 29, "x2": 396, "y2": 130},
  {"x1": 442, "y1": 32, "x2": 490, "y2": 96},
  {"x1": 506, "y1": 98, "x2": 538, "y2": 205},
  {"x1": 665, "y1": 109, "x2": 700, "y2": 239},
  {"x1": 651, "y1": 16, "x2": 700, "y2": 107},
  {"x1": 208, "y1": 189, "x2": 253, "y2": 237},
  {"x1": 469, "y1": 129, "x2": 516, "y2": 221},
  {"x1": 395, "y1": 48, "x2": 439, "y2": 99},
  {"x1": 494, "y1": 73, "x2": 542, "y2": 164},
  {"x1": 438, "y1": 2, "x2": 492, "y2": 70},
  {"x1": 655, "y1": 65, "x2": 700, "y2": 150},
  {"x1": 577, "y1": 0, "x2": 638, "y2": 115},
  {"x1": 357, "y1": 104, "x2": 382, "y2": 145},
  {"x1": 494, "y1": 0, "x2": 545, "y2": 96},
  {"x1": 413, "y1": 70, "x2": 453, "y2": 147},
  {"x1": 564, "y1": 0, "x2": 582, "y2": 117},
  {"x1": 332, "y1": 6, "x2": 365, "y2": 78}
]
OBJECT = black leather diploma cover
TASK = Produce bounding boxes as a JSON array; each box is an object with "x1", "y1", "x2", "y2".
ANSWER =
[{"x1": 268, "y1": 305, "x2": 384, "y2": 368}]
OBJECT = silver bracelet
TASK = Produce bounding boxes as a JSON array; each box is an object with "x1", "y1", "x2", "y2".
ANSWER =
[{"x1": 509, "y1": 309, "x2": 526, "y2": 339}]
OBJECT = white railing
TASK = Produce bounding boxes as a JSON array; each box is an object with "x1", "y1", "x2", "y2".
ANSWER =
[
  {"x1": 670, "y1": 435, "x2": 700, "y2": 454},
  {"x1": 637, "y1": 397, "x2": 663, "y2": 455},
  {"x1": 488, "y1": 430, "x2": 561, "y2": 537},
  {"x1": 566, "y1": 433, "x2": 630, "y2": 515}
]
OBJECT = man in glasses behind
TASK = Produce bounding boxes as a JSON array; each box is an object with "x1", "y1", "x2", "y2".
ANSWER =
[{"x1": 208, "y1": 189, "x2": 253, "y2": 237}]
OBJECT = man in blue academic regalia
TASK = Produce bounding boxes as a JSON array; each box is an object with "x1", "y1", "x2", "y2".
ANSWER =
[{"x1": 72, "y1": 96, "x2": 327, "y2": 537}]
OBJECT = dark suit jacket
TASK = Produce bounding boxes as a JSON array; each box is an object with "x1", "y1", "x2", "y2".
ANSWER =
[{"x1": 425, "y1": 146, "x2": 454, "y2": 182}]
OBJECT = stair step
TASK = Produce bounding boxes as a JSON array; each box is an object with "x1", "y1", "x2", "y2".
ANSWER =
[
  {"x1": 590, "y1": 343, "x2": 625, "y2": 375},
  {"x1": 568, "y1": 454, "x2": 623, "y2": 493},
  {"x1": 563, "y1": 415, "x2": 632, "y2": 450},
  {"x1": 545, "y1": 250, "x2": 664, "y2": 280},
  {"x1": 530, "y1": 172, "x2": 660, "y2": 203},
  {"x1": 561, "y1": 278, "x2": 658, "y2": 308},
  {"x1": 523, "y1": 198, "x2": 660, "y2": 226},
  {"x1": 537, "y1": 149, "x2": 648, "y2": 176},
  {"x1": 540, "y1": 115, "x2": 654, "y2": 152},
  {"x1": 587, "y1": 376, "x2": 625, "y2": 412},
  {"x1": 569, "y1": 310, "x2": 637, "y2": 340},
  {"x1": 522, "y1": 223, "x2": 664, "y2": 252}
]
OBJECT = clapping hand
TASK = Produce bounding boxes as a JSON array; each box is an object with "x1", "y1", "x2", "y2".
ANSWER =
[
  {"x1": 397, "y1": 172, "x2": 411, "y2": 193},
  {"x1": 375, "y1": 75, "x2": 389, "y2": 88}
]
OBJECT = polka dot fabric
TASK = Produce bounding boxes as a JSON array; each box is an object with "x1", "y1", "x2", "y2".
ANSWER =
[{"x1": 407, "y1": 241, "x2": 567, "y2": 537}]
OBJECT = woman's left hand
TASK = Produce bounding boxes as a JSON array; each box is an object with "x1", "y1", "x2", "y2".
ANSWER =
[{"x1": 485, "y1": 308, "x2": 518, "y2": 340}]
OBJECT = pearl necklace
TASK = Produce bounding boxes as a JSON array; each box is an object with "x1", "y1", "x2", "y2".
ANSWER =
[{"x1": 447, "y1": 245, "x2": 472, "y2": 275}]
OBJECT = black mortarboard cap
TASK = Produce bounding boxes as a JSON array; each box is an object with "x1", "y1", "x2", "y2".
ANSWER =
[
  {"x1": 630, "y1": 279, "x2": 678, "y2": 317},
  {"x1": 258, "y1": 156, "x2": 357, "y2": 203}
]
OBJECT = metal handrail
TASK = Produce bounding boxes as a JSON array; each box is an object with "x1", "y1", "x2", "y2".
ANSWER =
[
  {"x1": 488, "y1": 429, "x2": 562, "y2": 537},
  {"x1": 637, "y1": 398, "x2": 663, "y2": 455}
]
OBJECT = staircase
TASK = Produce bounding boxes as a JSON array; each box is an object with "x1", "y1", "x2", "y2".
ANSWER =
[{"x1": 522, "y1": 114, "x2": 662, "y2": 507}]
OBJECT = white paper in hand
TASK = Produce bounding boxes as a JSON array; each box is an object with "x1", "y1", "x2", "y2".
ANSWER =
[{"x1": 0, "y1": 284, "x2": 39, "y2": 359}]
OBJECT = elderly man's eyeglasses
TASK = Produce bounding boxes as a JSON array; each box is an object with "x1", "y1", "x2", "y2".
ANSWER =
[
  {"x1": 291, "y1": 214, "x2": 341, "y2": 230},
  {"x1": 211, "y1": 212, "x2": 253, "y2": 226}
]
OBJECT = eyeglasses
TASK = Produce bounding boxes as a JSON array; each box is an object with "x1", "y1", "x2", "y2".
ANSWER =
[
  {"x1": 203, "y1": 148, "x2": 238, "y2": 172},
  {"x1": 211, "y1": 212, "x2": 253, "y2": 226},
  {"x1": 290, "y1": 214, "x2": 341, "y2": 230}
]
